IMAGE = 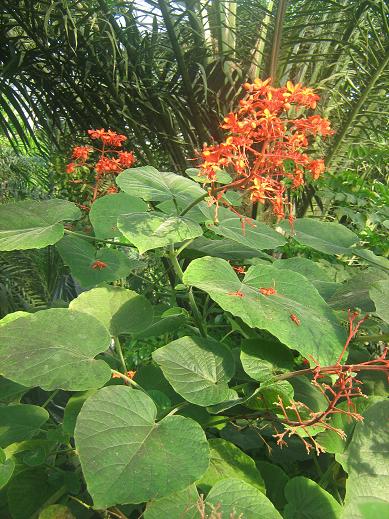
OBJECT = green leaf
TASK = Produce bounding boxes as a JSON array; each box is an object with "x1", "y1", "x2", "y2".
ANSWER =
[
  {"x1": 153, "y1": 336, "x2": 237, "y2": 406},
  {"x1": 63, "y1": 391, "x2": 97, "y2": 436},
  {"x1": 39, "y1": 504, "x2": 76, "y2": 519},
  {"x1": 134, "y1": 307, "x2": 187, "y2": 338},
  {"x1": 0, "y1": 199, "x2": 81, "y2": 251},
  {"x1": 56, "y1": 235, "x2": 138, "y2": 287},
  {"x1": 117, "y1": 212, "x2": 202, "y2": 254},
  {"x1": 328, "y1": 271, "x2": 387, "y2": 312},
  {"x1": 338, "y1": 399, "x2": 389, "y2": 477},
  {"x1": 280, "y1": 218, "x2": 359, "y2": 255},
  {"x1": 0, "y1": 309, "x2": 111, "y2": 391},
  {"x1": 186, "y1": 236, "x2": 272, "y2": 260},
  {"x1": 352, "y1": 248, "x2": 389, "y2": 271},
  {"x1": 69, "y1": 285, "x2": 154, "y2": 335},
  {"x1": 207, "y1": 207, "x2": 286, "y2": 251},
  {"x1": 343, "y1": 476, "x2": 389, "y2": 518},
  {"x1": 144, "y1": 485, "x2": 199, "y2": 519},
  {"x1": 6, "y1": 469, "x2": 63, "y2": 519},
  {"x1": 89, "y1": 193, "x2": 148, "y2": 239},
  {"x1": 183, "y1": 258, "x2": 345, "y2": 364},
  {"x1": 0, "y1": 311, "x2": 29, "y2": 326},
  {"x1": 257, "y1": 461, "x2": 289, "y2": 510},
  {"x1": 370, "y1": 279, "x2": 389, "y2": 322},
  {"x1": 246, "y1": 380, "x2": 294, "y2": 411},
  {"x1": 197, "y1": 439, "x2": 265, "y2": 493},
  {"x1": 0, "y1": 448, "x2": 15, "y2": 490},
  {"x1": 283, "y1": 477, "x2": 342, "y2": 519},
  {"x1": 240, "y1": 339, "x2": 294, "y2": 382},
  {"x1": 0, "y1": 404, "x2": 49, "y2": 448},
  {"x1": 0, "y1": 377, "x2": 28, "y2": 404},
  {"x1": 273, "y1": 257, "x2": 332, "y2": 282},
  {"x1": 205, "y1": 478, "x2": 282, "y2": 519},
  {"x1": 116, "y1": 166, "x2": 205, "y2": 204},
  {"x1": 74, "y1": 386, "x2": 209, "y2": 508}
]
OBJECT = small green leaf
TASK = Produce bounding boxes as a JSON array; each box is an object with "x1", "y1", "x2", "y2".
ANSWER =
[
  {"x1": 134, "y1": 307, "x2": 187, "y2": 338},
  {"x1": 56, "y1": 235, "x2": 138, "y2": 287},
  {"x1": 39, "y1": 504, "x2": 76, "y2": 519},
  {"x1": 0, "y1": 199, "x2": 80, "y2": 251},
  {"x1": 257, "y1": 461, "x2": 289, "y2": 510},
  {"x1": 183, "y1": 258, "x2": 345, "y2": 364},
  {"x1": 198, "y1": 439, "x2": 265, "y2": 493},
  {"x1": 0, "y1": 448, "x2": 15, "y2": 489},
  {"x1": 90, "y1": 192, "x2": 148, "y2": 239},
  {"x1": 74, "y1": 386, "x2": 210, "y2": 508},
  {"x1": 329, "y1": 271, "x2": 387, "y2": 312},
  {"x1": 69, "y1": 285, "x2": 154, "y2": 335},
  {"x1": 240, "y1": 339, "x2": 294, "y2": 382},
  {"x1": 0, "y1": 405, "x2": 49, "y2": 448},
  {"x1": 338, "y1": 399, "x2": 389, "y2": 477},
  {"x1": 117, "y1": 166, "x2": 205, "y2": 204},
  {"x1": 7, "y1": 469, "x2": 63, "y2": 519},
  {"x1": 208, "y1": 207, "x2": 286, "y2": 251},
  {"x1": 280, "y1": 218, "x2": 359, "y2": 255},
  {"x1": 370, "y1": 279, "x2": 389, "y2": 323},
  {"x1": 283, "y1": 477, "x2": 342, "y2": 518},
  {"x1": 186, "y1": 236, "x2": 271, "y2": 260},
  {"x1": 205, "y1": 478, "x2": 282, "y2": 519},
  {"x1": 153, "y1": 336, "x2": 237, "y2": 406},
  {"x1": 0, "y1": 377, "x2": 28, "y2": 404},
  {"x1": 118, "y1": 212, "x2": 202, "y2": 254},
  {"x1": 144, "y1": 485, "x2": 199, "y2": 519},
  {"x1": 0, "y1": 309, "x2": 111, "y2": 391},
  {"x1": 63, "y1": 391, "x2": 97, "y2": 436}
]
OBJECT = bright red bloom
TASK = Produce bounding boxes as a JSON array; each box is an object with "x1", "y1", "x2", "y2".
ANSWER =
[
  {"x1": 66, "y1": 162, "x2": 76, "y2": 174},
  {"x1": 87, "y1": 128, "x2": 127, "y2": 147},
  {"x1": 91, "y1": 260, "x2": 108, "y2": 270},
  {"x1": 198, "y1": 78, "x2": 334, "y2": 220},
  {"x1": 259, "y1": 287, "x2": 277, "y2": 296},
  {"x1": 95, "y1": 156, "x2": 121, "y2": 175},
  {"x1": 118, "y1": 151, "x2": 136, "y2": 168},
  {"x1": 72, "y1": 146, "x2": 91, "y2": 161}
]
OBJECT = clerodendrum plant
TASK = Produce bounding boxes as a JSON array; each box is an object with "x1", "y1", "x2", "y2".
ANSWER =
[{"x1": 0, "y1": 80, "x2": 388, "y2": 518}]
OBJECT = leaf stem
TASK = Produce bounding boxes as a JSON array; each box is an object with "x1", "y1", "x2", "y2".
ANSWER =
[
  {"x1": 114, "y1": 336, "x2": 127, "y2": 374},
  {"x1": 64, "y1": 228, "x2": 131, "y2": 248}
]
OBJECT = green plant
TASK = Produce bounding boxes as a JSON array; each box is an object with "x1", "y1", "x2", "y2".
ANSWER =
[{"x1": 0, "y1": 109, "x2": 388, "y2": 517}]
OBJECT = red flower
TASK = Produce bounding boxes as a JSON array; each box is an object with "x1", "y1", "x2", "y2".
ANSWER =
[
  {"x1": 72, "y1": 146, "x2": 91, "y2": 161},
  {"x1": 66, "y1": 162, "x2": 76, "y2": 174},
  {"x1": 95, "y1": 156, "x2": 121, "y2": 175},
  {"x1": 259, "y1": 287, "x2": 277, "y2": 296},
  {"x1": 91, "y1": 260, "x2": 108, "y2": 270},
  {"x1": 118, "y1": 151, "x2": 136, "y2": 168}
]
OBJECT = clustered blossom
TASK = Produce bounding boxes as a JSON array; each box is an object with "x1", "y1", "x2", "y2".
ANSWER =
[
  {"x1": 273, "y1": 311, "x2": 389, "y2": 455},
  {"x1": 198, "y1": 78, "x2": 334, "y2": 220},
  {"x1": 66, "y1": 129, "x2": 136, "y2": 206}
]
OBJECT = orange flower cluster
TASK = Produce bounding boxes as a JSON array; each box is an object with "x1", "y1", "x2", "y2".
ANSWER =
[
  {"x1": 199, "y1": 78, "x2": 334, "y2": 220},
  {"x1": 66, "y1": 129, "x2": 136, "y2": 206}
]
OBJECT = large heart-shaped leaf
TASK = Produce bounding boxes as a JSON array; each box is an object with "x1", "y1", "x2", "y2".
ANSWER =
[
  {"x1": 283, "y1": 477, "x2": 342, "y2": 519},
  {"x1": 153, "y1": 336, "x2": 237, "y2": 406},
  {"x1": 89, "y1": 193, "x2": 148, "y2": 239},
  {"x1": 0, "y1": 405, "x2": 49, "y2": 448},
  {"x1": 0, "y1": 199, "x2": 80, "y2": 251},
  {"x1": 183, "y1": 257, "x2": 345, "y2": 364},
  {"x1": 74, "y1": 386, "x2": 209, "y2": 508},
  {"x1": 116, "y1": 166, "x2": 205, "y2": 204},
  {"x1": 206, "y1": 207, "x2": 286, "y2": 251},
  {"x1": 0, "y1": 309, "x2": 111, "y2": 390},
  {"x1": 205, "y1": 478, "x2": 282, "y2": 519},
  {"x1": 69, "y1": 285, "x2": 154, "y2": 335},
  {"x1": 56, "y1": 235, "x2": 138, "y2": 287},
  {"x1": 280, "y1": 218, "x2": 359, "y2": 255},
  {"x1": 198, "y1": 439, "x2": 265, "y2": 493},
  {"x1": 118, "y1": 212, "x2": 202, "y2": 253}
]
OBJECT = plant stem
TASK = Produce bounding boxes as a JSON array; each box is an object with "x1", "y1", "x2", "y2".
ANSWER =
[
  {"x1": 168, "y1": 244, "x2": 207, "y2": 337},
  {"x1": 42, "y1": 390, "x2": 59, "y2": 408},
  {"x1": 114, "y1": 336, "x2": 127, "y2": 373},
  {"x1": 111, "y1": 370, "x2": 145, "y2": 392},
  {"x1": 64, "y1": 228, "x2": 131, "y2": 248}
]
